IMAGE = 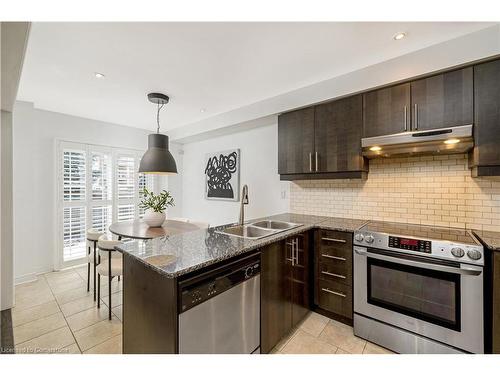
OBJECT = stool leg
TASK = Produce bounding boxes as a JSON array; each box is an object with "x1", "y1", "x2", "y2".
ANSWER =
[
  {"x1": 97, "y1": 274, "x2": 101, "y2": 308},
  {"x1": 87, "y1": 245, "x2": 90, "y2": 292},
  {"x1": 93, "y1": 242, "x2": 97, "y2": 301},
  {"x1": 108, "y1": 255, "x2": 112, "y2": 320}
]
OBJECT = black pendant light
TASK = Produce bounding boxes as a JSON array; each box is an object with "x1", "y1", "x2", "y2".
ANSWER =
[{"x1": 139, "y1": 93, "x2": 178, "y2": 174}]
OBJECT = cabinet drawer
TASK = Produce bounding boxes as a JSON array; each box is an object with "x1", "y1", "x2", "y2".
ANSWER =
[
  {"x1": 318, "y1": 243, "x2": 352, "y2": 264},
  {"x1": 319, "y1": 230, "x2": 352, "y2": 251},
  {"x1": 317, "y1": 260, "x2": 351, "y2": 285},
  {"x1": 317, "y1": 279, "x2": 352, "y2": 319}
]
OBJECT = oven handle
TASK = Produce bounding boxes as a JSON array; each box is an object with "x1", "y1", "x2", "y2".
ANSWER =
[{"x1": 354, "y1": 247, "x2": 483, "y2": 276}]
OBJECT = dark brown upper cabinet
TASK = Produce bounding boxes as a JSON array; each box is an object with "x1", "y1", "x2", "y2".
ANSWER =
[
  {"x1": 469, "y1": 59, "x2": 500, "y2": 177},
  {"x1": 363, "y1": 83, "x2": 410, "y2": 138},
  {"x1": 278, "y1": 107, "x2": 315, "y2": 175},
  {"x1": 278, "y1": 96, "x2": 367, "y2": 180},
  {"x1": 315, "y1": 95, "x2": 367, "y2": 174},
  {"x1": 363, "y1": 67, "x2": 473, "y2": 137},
  {"x1": 410, "y1": 67, "x2": 473, "y2": 131}
]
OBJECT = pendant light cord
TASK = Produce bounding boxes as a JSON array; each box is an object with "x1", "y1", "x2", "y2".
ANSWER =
[{"x1": 156, "y1": 101, "x2": 165, "y2": 134}]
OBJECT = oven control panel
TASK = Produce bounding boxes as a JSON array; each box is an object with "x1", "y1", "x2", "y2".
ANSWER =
[{"x1": 388, "y1": 236, "x2": 431, "y2": 253}]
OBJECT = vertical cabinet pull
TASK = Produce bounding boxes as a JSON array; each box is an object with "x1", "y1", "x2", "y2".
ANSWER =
[
  {"x1": 309, "y1": 153, "x2": 312, "y2": 172},
  {"x1": 414, "y1": 103, "x2": 418, "y2": 130},
  {"x1": 404, "y1": 105, "x2": 408, "y2": 131},
  {"x1": 315, "y1": 152, "x2": 319, "y2": 172}
]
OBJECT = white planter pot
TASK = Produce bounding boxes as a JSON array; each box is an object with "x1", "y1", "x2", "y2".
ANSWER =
[{"x1": 143, "y1": 211, "x2": 166, "y2": 227}]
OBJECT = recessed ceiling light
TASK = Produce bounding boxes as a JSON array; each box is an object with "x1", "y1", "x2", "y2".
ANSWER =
[
  {"x1": 393, "y1": 32, "x2": 406, "y2": 41},
  {"x1": 200, "y1": 108, "x2": 206, "y2": 113},
  {"x1": 444, "y1": 139, "x2": 460, "y2": 145},
  {"x1": 370, "y1": 146, "x2": 382, "y2": 151},
  {"x1": 94, "y1": 72, "x2": 105, "y2": 79}
]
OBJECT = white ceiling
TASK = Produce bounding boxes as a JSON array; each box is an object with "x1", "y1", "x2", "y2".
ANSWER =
[{"x1": 18, "y1": 22, "x2": 495, "y2": 132}]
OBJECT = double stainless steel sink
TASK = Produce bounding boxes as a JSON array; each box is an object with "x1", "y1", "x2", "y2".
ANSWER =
[{"x1": 217, "y1": 220, "x2": 303, "y2": 240}]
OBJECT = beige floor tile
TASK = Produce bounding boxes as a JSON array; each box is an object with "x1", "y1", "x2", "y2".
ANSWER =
[
  {"x1": 61, "y1": 343, "x2": 82, "y2": 354},
  {"x1": 319, "y1": 320, "x2": 366, "y2": 354},
  {"x1": 60, "y1": 295, "x2": 98, "y2": 317},
  {"x1": 299, "y1": 312, "x2": 330, "y2": 337},
  {"x1": 112, "y1": 305, "x2": 123, "y2": 321},
  {"x1": 100, "y1": 279, "x2": 123, "y2": 297},
  {"x1": 100, "y1": 291, "x2": 122, "y2": 308},
  {"x1": 49, "y1": 278, "x2": 87, "y2": 295},
  {"x1": 335, "y1": 348, "x2": 351, "y2": 354},
  {"x1": 14, "y1": 287, "x2": 55, "y2": 311},
  {"x1": 272, "y1": 327, "x2": 299, "y2": 352},
  {"x1": 363, "y1": 342, "x2": 394, "y2": 354},
  {"x1": 66, "y1": 306, "x2": 110, "y2": 332},
  {"x1": 44, "y1": 268, "x2": 78, "y2": 281},
  {"x1": 14, "y1": 312, "x2": 67, "y2": 344},
  {"x1": 74, "y1": 317, "x2": 122, "y2": 351},
  {"x1": 84, "y1": 334, "x2": 123, "y2": 354},
  {"x1": 281, "y1": 329, "x2": 338, "y2": 354},
  {"x1": 54, "y1": 286, "x2": 93, "y2": 305},
  {"x1": 15, "y1": 326, "x2": 75, "y2": 354},
  {"x1": 15, "y1": 277, "x2": 50, "y2": 295},
  {"x1": 11, "y1": 300, "x2": 60, "y2": 327}
]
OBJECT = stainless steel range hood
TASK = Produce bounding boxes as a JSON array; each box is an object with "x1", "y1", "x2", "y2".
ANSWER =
[{"x1": 362, "y1": 125, "x2": 473, "y2": 159}]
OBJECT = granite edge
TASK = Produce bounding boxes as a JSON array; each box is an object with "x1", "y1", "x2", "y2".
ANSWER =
[{"x1": 116, "y1": 215, "x2": 368, "y2": 279}]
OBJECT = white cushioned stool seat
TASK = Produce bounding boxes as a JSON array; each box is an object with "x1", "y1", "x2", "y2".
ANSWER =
[
  {"x1": 97, "y1": 234, "x2": 122, "y2": 249},
  {"x1": 87, "y1": 229, "x2": 104, "y2": 241},
  {"x1": 97, "y1": 235, "x2": 122, "y2": 260},
  {"x1": 96, "y1": 257, "x2": 123, "y2": 277}
]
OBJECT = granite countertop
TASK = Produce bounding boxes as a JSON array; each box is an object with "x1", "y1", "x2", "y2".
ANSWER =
[
  {"x1": 473, "y1": 230, "x2": 500, "y2": 252},
  {"x1": 116, "y1": 213, "x2": 368, "y2": 278}
]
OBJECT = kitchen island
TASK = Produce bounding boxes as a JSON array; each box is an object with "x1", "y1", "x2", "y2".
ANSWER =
[{"x1": 116, "y1": 213, "x2": 368, "y2": 354}]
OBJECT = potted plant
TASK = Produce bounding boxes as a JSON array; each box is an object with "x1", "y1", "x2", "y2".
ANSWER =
[{"x1": 139, "y1": 188, "x2": 175, "y2": 227}]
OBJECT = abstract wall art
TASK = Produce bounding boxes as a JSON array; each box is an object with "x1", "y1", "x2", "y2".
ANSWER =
[{"x1": 204, "y1": 149, "x2": 240, "y2": 201}]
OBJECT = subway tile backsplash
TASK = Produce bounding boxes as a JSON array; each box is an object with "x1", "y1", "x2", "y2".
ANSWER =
[{"x1": 290, "y1": 154, "x2": 500, "y2": 231}]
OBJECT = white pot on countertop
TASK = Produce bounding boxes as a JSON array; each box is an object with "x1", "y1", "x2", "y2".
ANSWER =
[{"x1": 144, "y1": 211, "x2": 166, "y2": 227}]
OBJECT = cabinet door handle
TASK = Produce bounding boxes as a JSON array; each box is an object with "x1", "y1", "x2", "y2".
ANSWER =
[
  {"x1": 309, "y1": 153, "x2": 312, "y2": 172},
  {"x1": 293, "y1": 238, "x2": 299, "y2": 265},
  {"x1": 321, "y1": 271, "x2": 346, "y2": 279},
  {"x1": 315, "y1": 152, "x2": 318, "y2": 172},
  {"x1": 321, "y1": 237, "x2": 346, "y2": 243},
  {"x1": 285, "y1": 240, "x2": 295, "y2": 266},
  {"x1": 414, "y1": 103, "x2": 418, "y2": 130},
  {"x1": 321, "y1": 254, "x2": 346, "y2": 261},
  {"x1": 404, "y1": 105, "x2": 408, "y2": 131},
  {"x1": 321, "y1": 288, "x2": 346, "y2": 298}
]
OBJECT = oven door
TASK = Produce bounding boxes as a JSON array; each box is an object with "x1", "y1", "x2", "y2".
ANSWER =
[{"x1": 353, "y1": 246, "x2": 483, "y2": 353}]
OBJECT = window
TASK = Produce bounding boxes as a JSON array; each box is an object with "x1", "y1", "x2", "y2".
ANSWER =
[{"x1": 58, "y1": 141, "x2": 157, "y2": 267}]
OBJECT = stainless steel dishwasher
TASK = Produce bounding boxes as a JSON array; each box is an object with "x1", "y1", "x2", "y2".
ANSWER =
[{"x1": 178, "y1": 253, "x2": 260, "y2": 354}]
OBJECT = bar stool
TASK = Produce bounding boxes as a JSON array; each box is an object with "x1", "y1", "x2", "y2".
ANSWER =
[
  {"x1": 97, "y1": 235, "x2": 123, "y2": 320},
  {"x1": 86, "y1": 229, "x2": 104, "y2": 301}
]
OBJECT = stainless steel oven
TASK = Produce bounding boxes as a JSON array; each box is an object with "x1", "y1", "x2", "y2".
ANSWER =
[{"x1": 353, "y1": 222, "x2": 484, "y2": 354}]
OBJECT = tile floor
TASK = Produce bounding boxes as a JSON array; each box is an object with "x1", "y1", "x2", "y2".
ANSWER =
[
  {"x1": 12, "y1": 266, "x2": 393, "y2": 355},
  {"x1": 12, "y1": 265, "x2": 122, "y2": 354}
]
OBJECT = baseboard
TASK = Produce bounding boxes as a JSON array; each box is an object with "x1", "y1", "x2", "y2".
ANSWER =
[{"x1": 14, "y1": 272, "x2": 38, "y2": 285}]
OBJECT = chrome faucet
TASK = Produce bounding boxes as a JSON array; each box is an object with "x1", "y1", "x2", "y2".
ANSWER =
[{"x1": 239, "y1": 184, "x2": 249, "y2": 225}]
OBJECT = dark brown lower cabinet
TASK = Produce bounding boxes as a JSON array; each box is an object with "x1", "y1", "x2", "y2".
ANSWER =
[
  {"x1": 261, "y1": 232, "x2": 311, "y2": 353},
  {"x1": 492, "y1": 251, "x2": 500, "y2": 353},
  {"x1": 314, "y1": 230, "x2": 353, "y2": 324}
]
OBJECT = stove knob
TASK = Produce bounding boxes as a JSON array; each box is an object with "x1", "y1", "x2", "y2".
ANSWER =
[
  {"x1": 451, "y1": 247, "x2": 465, "y2": 258},
  {"x1": 354, "y1": 233, "x2": 364, "y2": 242},
  {"x1": 467, "y1": 249, "x2": 482, "y2": 261},
  {"x1": 365, "y1": 235, "x2": 374, "y2": 244}
]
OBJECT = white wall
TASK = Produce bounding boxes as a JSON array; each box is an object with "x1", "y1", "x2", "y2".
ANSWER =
[
  {"x1": 12, "y1": 101, "x2": 181, "y2": 284},
  {"x1": 181, "y1": 123, "x2": 289, "y2": 226}
]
